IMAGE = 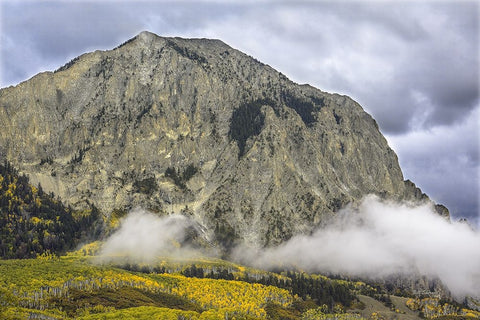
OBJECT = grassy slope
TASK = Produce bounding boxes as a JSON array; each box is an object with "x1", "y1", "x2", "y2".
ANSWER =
[
  {"x1": 355, "y1": 295, "x2": 421, "y2": 320},
  {"x1": 1, "y1": 246, "x2": 478, "y2": 320},
  {"x1": 0, "y1": 252, "x2": 291, "y2": 319}
]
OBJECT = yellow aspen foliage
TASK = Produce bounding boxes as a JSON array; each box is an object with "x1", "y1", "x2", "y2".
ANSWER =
[
  {"x1": 31, "y1": 217, "x2": 42, "y2": 225},
  {"x1": 405, "y1": 297, "x2": 480, "y2": 319},
  {"x1": 5, "y1": 188, "x2": 14, "y2": 198},
  {"x1": 405, "y1": 298, "x2": 419, "y2": 310},
  {"x1": 464, "y1": 311, "x2": 480, "y2": 318},
  {"x1": 5, "y1": 181, "x2": 17, "y2": 198},
  {"x1": 159, "y1": 274, "x2": 292, "y2": 317},
  {"x1": 198, "y1": 309, "x2": 224, "y2": 320}
]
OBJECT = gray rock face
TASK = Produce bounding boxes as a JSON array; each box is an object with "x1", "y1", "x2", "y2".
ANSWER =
[{"x1": 0, "y1": 31, "x2": 446, "y2": 247}]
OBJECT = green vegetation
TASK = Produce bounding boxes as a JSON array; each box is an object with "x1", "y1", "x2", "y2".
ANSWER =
[
  {"x1": 301, "y1": 310, "x2": 366, "y2": 320},
  {"x1": 114, "y1": 36, "x2": 137, "y2": 50},
  {"x1": 143, "y1": 261, "x2": 355, "y2": 313},
  {"x1": 214, "y1": 220, "x2": 238, "y2": 250},
  {"x1": 0, "y1": 161, "x2": 99, "y2": 258},
  {"x1": 406, "y1": 297, "x2": 480, "y2": 319},
  {"x1": 49, "y1": 287, "x2": 203, "y2": 317},
  {"x1": 1, "y1": 248, "x2": 479, "y2": 320},
  {"x1": 76, "y1": 306, "x2": 201, "y2": 320},
  {"x1": 229, "y1": 99, "x2": 270, "y2": 157},
  {"x1": 68, "y1": 145, "x2": 91, "y2": 164},
  {"x1": 166, "y1": 40, "x2": 208, "y2": 65},
  {"x1": 165, "y1": 164, "x2": 198, "y2": 189},
  {"x1": 0, "y1": 161, "x2": 476, "y2": 320},
  {"x1": 54, "y1": 56, "x2": 80, "y2": 73},
  {"x1": 39, "y1": 156, "x2": 54, "y2": 165},
  {"x1": 281, "y1": 90, "x2": 323, "y2": 126},
  {"x1": 264, "y1": 301, "x2": 299, "y2": 320},
  {"x1": 108, "y1": 208, "x2": 128, "y2": 229},
  {"x1": 133, "y1": 177, "x2": 158, "y2": 195},
  {"x1": 0, "y1": 253, "x2": 291, "y2": 319}
]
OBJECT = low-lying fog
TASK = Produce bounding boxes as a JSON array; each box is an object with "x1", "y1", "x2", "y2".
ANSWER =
[{"x1": 99, "y1": 195, "x2": 480, "y2": 299}]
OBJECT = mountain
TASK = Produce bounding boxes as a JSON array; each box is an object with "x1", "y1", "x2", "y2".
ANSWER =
[{"x1": 0, "y1": 31, "x2": 448, "y2": 247}]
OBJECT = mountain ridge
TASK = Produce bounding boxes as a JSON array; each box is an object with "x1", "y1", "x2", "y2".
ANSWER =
[{"x1": 0, "y1": 31, "x2": 448, "y2": 247}]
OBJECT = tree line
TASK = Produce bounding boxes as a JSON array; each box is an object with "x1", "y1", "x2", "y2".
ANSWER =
[
  {"x1": 177, "y1": 264, "x2": 354, "y2": 311},
  {"x1": 0, "y1": 160, "x2": 100, "y2": 258}
]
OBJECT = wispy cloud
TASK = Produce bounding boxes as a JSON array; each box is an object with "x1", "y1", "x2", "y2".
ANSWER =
[{"x1": 98, "y1": 208, "x2": 207, "y2": 263}]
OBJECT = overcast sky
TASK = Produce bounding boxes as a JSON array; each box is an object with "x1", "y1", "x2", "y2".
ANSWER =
[{"x1": 1, "y1": 0, "x2": 478, "y2": 225}]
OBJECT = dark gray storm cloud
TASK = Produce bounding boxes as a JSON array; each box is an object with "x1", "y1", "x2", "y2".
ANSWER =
[
  {"x1": 0, "y1": 1, "x2": 242, "y2": 86},
  {"x1": 387, "y1": 107, "x2": 480, "y2": 226},
  {"x1": 1, "y1": 2, "x2": 144, "y2": 84},
  {"x1": 258, "y1": 2, "x2": 480, "y2": 133},
  {"x1": 0, "y1": 1, "x2": 478, "y2": 222}
]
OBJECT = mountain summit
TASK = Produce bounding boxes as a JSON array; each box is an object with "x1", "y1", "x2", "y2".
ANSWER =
[{"x1": 0, "y1": 31, "x2": 447, "y2": 247}]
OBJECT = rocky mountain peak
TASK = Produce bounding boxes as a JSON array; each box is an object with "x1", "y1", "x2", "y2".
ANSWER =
[
  {"x1": 137, "y1": 30, "x2": 157, "y2": 41},
  {"x1": 0, "y1": 31, "x2": 447, "y2": 248}
]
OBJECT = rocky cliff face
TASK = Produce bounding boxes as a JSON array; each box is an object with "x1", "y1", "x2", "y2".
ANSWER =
[{"x1": 0, "y1": 31, "x2": 446, "y2": 247}]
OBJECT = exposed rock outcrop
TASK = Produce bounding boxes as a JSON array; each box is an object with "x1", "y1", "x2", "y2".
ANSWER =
[{"x1": 0, "y1": 31, "x2": 447, "y2": 247}]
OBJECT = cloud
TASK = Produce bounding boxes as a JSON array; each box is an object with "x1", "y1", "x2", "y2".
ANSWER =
[
  {"x1": 98, "y1": 208, "x2": 206, "y2": 263},
  {"x1": 0, "y1": 2, "x2": 145, "y2": 86},
  {"x1": 386, "y1": 106, "x2": 480, "y2": 224},
  {"x1": 233, "y1": 195, "x2": 480, "y2": 299},
  {"x1": 0, "y1": 1, "x2": 244, "y2": 86},
  {"x1": 2, "y1": 1, "x2": 477, "y2": 133},
  {"x1": 174, "y1": 2, "x2": 478, "y2": 135},
  {"x1": 102, "y1": 198, "x2": 480, "y2": 300},
  {"x1": 1, "y1": 2, "x2": 478, "y2": 129}
]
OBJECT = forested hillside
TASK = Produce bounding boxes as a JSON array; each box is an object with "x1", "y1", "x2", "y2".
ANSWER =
[
  {"x1": 1, "y1": 248, "x2": 478, "y2": 320},
  {"x1": 0, "y1": 161, "x2": 100, "y2": 258},
  {"x1": 0, "y1": 160, "x2": 478, "y2": 319}
]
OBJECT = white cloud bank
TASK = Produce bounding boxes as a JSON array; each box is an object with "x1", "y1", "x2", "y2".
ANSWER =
[
  {"x1": 99, "y1": 197, "x2": 480, "y2": 299},
  {"x1": 99, "y1": 208, "x2": 200, "y2": 263},
  {"x1": 234, "y1": 196, "x2": 480, "y2": 299}
]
